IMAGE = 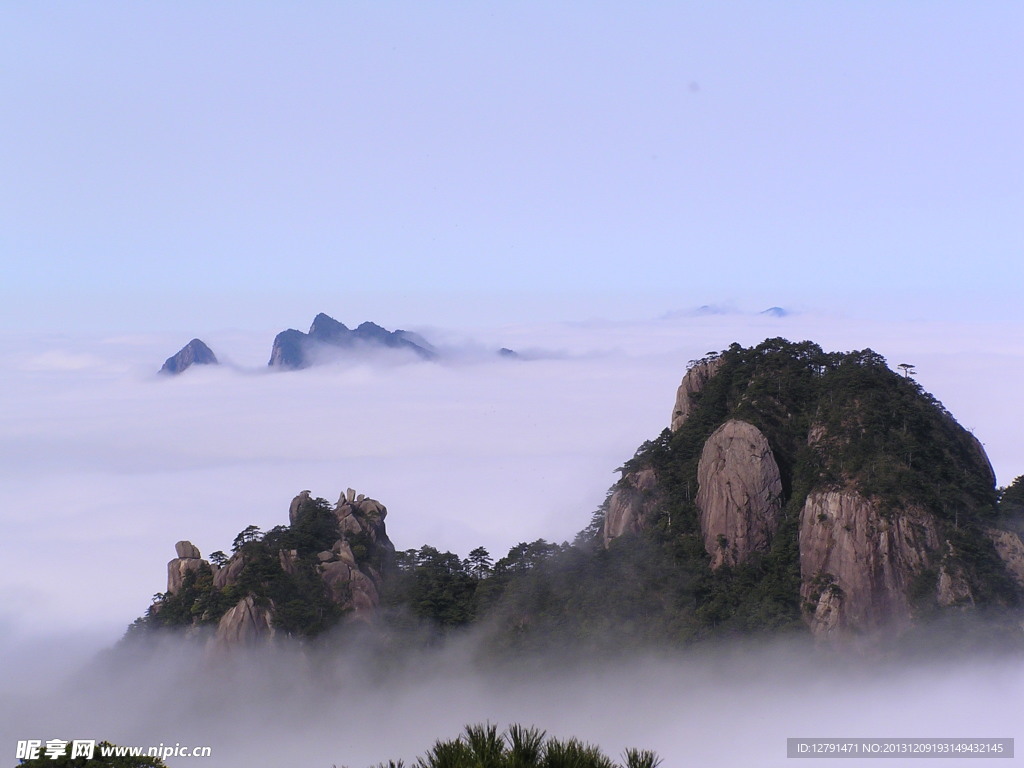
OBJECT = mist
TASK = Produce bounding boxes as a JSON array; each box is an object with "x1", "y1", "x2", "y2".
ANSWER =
[{"x1": 2, "y1": 627, "x2": 1022, "y2": 768}]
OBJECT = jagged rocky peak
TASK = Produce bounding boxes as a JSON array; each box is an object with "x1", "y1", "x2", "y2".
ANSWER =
[
  {"x1": 670, "y1": 356, "x2": 723, "y2": 432},
  {"x1": 159, "y1": 339, "x2": 218, "y2": 375},
  {"x1": 696, "y1": 419, "x2": 782, "y2": 569},
  {"x1": 142, "y1": 485, "x2": 399, "y2": 649},
  {"x1": 268, "y1": 313, "x2": 436, "y2": 370}
]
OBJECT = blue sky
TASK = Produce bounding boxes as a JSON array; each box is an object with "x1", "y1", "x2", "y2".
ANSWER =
[{"x1": 3, "y1": 3, "x2": 1022, "y2": 332}]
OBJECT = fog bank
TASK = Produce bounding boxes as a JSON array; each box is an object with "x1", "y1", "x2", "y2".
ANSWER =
[
  {"x1": 2, "y1": 631, "x2": 1021, "y2": 768},
  {"x1": 1, "y1": 312, "x2": 1023, "y2": 642}
]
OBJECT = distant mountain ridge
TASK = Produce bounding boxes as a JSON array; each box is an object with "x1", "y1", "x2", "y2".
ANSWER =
[
  {"x1": 268, "y1": 313, "x2": 437, "y2": 370},
  {"x1": 158, "y1": 313, "x2": 517, "y2": 374}
]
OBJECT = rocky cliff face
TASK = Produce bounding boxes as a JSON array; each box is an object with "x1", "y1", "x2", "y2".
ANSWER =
[
  {"x1": 602, "y1": 468, "x2": 659, "y2": 547},
  {"x1": 159, "y1": 339, "x2": 218, "y2": 375},
  {"x1": 987, "y1": 528, "x2": 1024, "y2": 589},
  {"x1": 670, "y1": 358, "x2": 722, "y2": 432},
  {"x1": 212, "y1": 595, "x2": 275, "y2": 648},
  {"x1": 696, "y1": 419, "x2": 783, "y2": 569},
  {"x1": 798, "y1": 491, "x2": 940, "y2": 637}
]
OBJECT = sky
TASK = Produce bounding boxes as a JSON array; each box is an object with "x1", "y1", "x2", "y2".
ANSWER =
[
  {"x1": 2, "y1": 4, "x2": 1024, "y2": 766},
  {"x1": 2, "y1": 2, "x2": 1022, "y2": 332}
]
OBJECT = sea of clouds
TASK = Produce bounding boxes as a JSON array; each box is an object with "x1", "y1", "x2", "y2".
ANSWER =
[{"x1": 1, "y1": 308, "x2": 1022, "y2": 766}]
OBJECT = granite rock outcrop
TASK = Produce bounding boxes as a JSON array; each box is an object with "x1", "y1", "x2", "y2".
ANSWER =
[
  {"x1": 695, "y1": 419, "x2": 783, "y2": 569},
  {"x1": 670, "y1": 357, "x2": 723, "y2": 432},
  {"x1": 602, "y1": 468, "x2": 659, "y2": 547},
  {"x1": 166, "y1": 540, "x2": 208, "y2": 595}
]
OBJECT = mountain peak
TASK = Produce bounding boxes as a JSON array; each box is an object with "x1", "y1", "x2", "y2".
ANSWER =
[
  {"x1": 159, "y1": 338, "x2": 218, "y2": 375},
  {"x1": 308, "y1": 313, "x2": 348, "y2": 341},
  {"x1": 269, "y1": 314, "x2": 436, "y2": 369}
]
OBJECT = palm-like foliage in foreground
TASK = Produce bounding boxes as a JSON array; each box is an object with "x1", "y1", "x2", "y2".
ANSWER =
[{"x1": 367, "y1": 723, "x2": 662, "y2": 768}]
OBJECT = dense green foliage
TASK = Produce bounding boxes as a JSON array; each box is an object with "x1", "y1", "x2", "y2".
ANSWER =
[{"x1": 364, "y1": 723, "x2": 660, "y2": 768}]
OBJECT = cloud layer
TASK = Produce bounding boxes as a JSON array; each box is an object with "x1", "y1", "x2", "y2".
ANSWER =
[
  {"x1": 2, "y1": 631, "x2": 1021, "y2": 768},
  {"x1": 1, "y1": 311, "x2": 1022, "y2": 642}
]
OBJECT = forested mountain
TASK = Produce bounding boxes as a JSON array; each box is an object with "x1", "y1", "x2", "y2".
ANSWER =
[{"x1": 129, "y1": 338, "x2": 1024, "y2": 653}]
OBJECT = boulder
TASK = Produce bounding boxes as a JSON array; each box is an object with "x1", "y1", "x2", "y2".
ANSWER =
[
  {"x1": 174, "y1": 540, "x2": 201, "y2": 559},
  {"x1": 695, "y1": 420, "x2": 783, "y2": 568},
  {"x1": 288, "y1": 490, "x2": 313, "y2": 526}
]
